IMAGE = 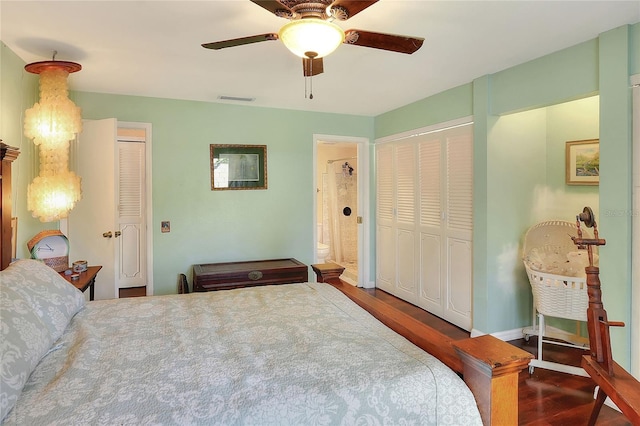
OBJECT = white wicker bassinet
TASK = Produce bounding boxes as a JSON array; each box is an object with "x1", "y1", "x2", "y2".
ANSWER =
[
  {"x1": 521, "y1": 220, "x2": 595, "y2": 376},
  {"x1": 524, "y1": 265, "x2": 588, "y2": 322}
]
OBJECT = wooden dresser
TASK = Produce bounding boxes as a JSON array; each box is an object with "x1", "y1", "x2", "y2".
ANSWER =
[{"x1": 193, "y1": 258, "x2": 308, "y2": 292}]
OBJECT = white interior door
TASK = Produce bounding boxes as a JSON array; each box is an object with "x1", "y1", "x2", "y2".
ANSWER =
[
  {"x1": 68, "y1": 118, "x2": 117, "y2": 299},
  {"x1": 116, "y1": 141, "x2": 146, "y2": 288},
  {"x1": 68, "y1": 120, "x2": 149, "y2": 299}
]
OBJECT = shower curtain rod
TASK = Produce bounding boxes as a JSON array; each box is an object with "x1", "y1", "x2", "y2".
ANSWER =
[{"x1": 327, "y1": 156, "x2": 356, "y2": 164}]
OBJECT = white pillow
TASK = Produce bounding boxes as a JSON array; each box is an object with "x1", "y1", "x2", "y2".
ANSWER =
[
  {"x1": 1, "y1": 260, "x2": 85, "y2": 342},
  {"x1": 0, "y1": 284, "x2": 54, "y2": 421}
]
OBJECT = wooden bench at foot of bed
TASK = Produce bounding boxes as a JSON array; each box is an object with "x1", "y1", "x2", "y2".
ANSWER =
[{"x1": 312, "y1": 264, "x2": 533, "y2": 426}]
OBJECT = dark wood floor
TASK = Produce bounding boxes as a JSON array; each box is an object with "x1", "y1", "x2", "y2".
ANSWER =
[
  {"x1": 349, "y1": 285, "x2": 631, "y2": 426},
  {"x1": 119, "y1": 286, "x2": 146, "y2": 298}
]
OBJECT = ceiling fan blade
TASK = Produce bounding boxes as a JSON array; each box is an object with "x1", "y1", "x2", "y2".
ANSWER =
[
  {"x1": 329, "y1": 0, "x2": 379, "y2": 20},
  {"x1": 202, "y1": 33, "x2": 278, "y2": 50},
  {"x1": 250, "y1": 0, "x2": 292, "y2": 18},
  {"x1": 344, "y1": 30, "x2": 424, "y2": 54},
  {"x1": 302, "y1": 57, "x2": 324, "y2": 77}
]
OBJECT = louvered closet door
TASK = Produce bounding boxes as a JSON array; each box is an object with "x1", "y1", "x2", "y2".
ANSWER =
[
  {"x1": 417, "y1": 126, "x2": 473, "y2": 330},
  {"x1": 418, "y1": 137, "x2": 443, "y2": 316},
  {"x1": 443, "y1": 128, "x2": 473, "y2": 330},
  {"x1": 116, "y1": 141, "x2": 146, "y2": 288},
  {"x1": 416, "y1": 125, "x2": 473, "y2": 330},
  {"x1": 375, "y1": 141, "x2": 418, "y2": 302},
  {"x1": 376, "y1": 125, "x2": 473, "y2": 330},
  {"x1": 376, "y1": 143, "x2": 394, "y2": 293},
  {"x1": 394, "y1": 142, "x2": 418, "y2": 302},
  {"x1": 376, "y1": 123, "x2": 473, "y2": 331}
]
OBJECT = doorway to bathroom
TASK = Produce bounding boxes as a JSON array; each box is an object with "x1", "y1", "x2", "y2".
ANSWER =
[{"x1": 314, "y1": 135, "x2": 369, "y2": 287}]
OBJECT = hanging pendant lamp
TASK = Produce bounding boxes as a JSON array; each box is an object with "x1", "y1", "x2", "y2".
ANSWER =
[{"x1": 24, "y1": 56, "x2": 83, "y2": 222}]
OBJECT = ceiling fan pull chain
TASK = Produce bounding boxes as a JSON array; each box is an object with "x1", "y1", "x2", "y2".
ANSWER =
[
  {"x1": 309, "y1": 61, "x2": 313, "y2": 99},
  {"x1": 306, "y1": 52, "x2": 316, "y2": 100},
  {"x1": 304, "y1": 75, "x2": 314, "y2": 100}
]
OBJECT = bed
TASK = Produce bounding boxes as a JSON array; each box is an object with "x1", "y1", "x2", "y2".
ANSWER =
[{"x1": 1, "y1": 259, "x2": 483, "y2": 425}]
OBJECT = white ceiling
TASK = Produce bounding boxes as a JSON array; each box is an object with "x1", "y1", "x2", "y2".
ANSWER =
[{"x1": 2, "y1": 1, "x2": 639, "y2": 117}]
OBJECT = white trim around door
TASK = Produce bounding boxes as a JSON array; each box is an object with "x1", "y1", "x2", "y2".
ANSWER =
[
  {"x1": 118, "y1": 121, "x2": 153, "y2": 295},
  {"x1": 313, "y1": 134, "x2": 372, "y2": 288}
]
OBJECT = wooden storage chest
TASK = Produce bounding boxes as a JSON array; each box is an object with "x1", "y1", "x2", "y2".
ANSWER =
[{"x1": 193, "y1": 258, "x2": 308, "y2": 292}]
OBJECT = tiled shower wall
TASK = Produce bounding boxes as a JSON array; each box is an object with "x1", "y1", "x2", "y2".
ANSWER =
[{"x1": 321, "y1": 172, "x2": 357, "y2": 263}]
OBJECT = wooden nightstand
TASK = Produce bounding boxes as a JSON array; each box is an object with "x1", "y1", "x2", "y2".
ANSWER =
[
  {"x1": 59, "y1": 266, "x2": 102, "y2": 301},
  {"x1": 311, "y1": 263, "x2": 345, "y2": 283}
]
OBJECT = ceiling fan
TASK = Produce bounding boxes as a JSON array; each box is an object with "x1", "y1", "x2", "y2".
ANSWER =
[{"x1": 202, "y1": 0, "x2": 424, "y2": 83}]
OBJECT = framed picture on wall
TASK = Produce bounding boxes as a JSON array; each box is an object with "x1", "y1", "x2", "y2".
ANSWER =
[
  {"x1": 565, "y1": 139, "x2": 599, "y2": 186},
  {"x1": 210, "y1": 144, "x2": 267, "y2": 190}
]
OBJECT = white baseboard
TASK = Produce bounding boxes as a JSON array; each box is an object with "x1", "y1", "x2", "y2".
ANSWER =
[
  {"x1": 361, "y1": 279, "x2": 376, "y2": 289},
  {"x1": 470, "y1": 327, "x2": 525, "y2": 342},
  {"x1": 472, "y1": 325, "x2": 590, "y2": 346}
]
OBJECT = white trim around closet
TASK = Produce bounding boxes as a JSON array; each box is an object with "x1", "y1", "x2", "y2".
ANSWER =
[{"x1": 375, "y1": 116, "x2": 473, "y2": 144}]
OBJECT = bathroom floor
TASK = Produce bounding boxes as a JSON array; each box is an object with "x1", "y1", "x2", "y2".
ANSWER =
[{"x1": 328, "y1": 260, "x2": 358, "y2": 285}]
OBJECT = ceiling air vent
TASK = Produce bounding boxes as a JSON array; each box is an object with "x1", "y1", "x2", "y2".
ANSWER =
[{"x1": 218, "y1": 95, "x2": 255, "y2": 102}]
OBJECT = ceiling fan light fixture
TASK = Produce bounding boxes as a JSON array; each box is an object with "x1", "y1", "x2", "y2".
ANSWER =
[{"x1": 278, "y1": 18, "x2": 345, "y2": 59}]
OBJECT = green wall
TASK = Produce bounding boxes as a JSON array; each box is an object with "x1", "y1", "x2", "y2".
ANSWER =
[
  {"x1": 598, "y1": 25, "x2": 634, "y2": 369},
  {"x1": 374, "y1": 84, "x2": 473, "y2": 139},
  {"x1": 486, "y1": 108, "x2": 548, "y2": 331},
  {"x1": 508, "y1": 96, "x2": 600, "y2": 336},
  {"x1": 0, "y1": 42, "x2": 43, "y2": 258},
  {"x1": 53, "y1": 93, "x2": 374, "y2": 295},
  {"x1": 490, "y1": 39, "x2": 599, "y2": 114},
  {"x1": 478, "y1": 96, "x2": 599, "y2": 335},
  {"x1": 375, "y1": 23, "x2": 638, "y2": 368}
]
